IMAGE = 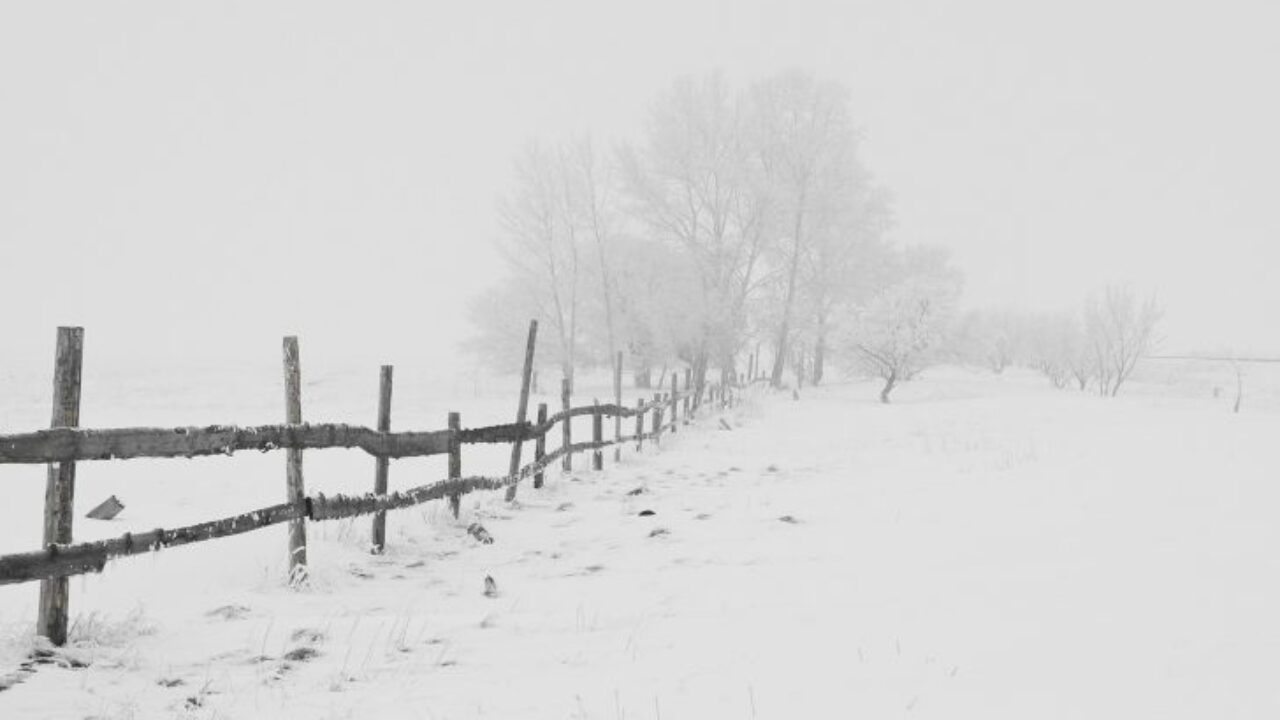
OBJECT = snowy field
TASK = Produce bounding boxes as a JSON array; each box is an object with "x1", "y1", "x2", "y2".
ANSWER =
[{"x1": 2, "y1": 361, "x2": 1279, "y2": 718}]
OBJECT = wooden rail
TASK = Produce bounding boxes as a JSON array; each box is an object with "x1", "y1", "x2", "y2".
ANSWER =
[{"x1": 0, "y1": 410, "x2": 685, "y2": 466}]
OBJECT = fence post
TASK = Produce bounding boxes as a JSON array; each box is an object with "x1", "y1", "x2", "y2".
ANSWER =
[
  {"x1": 635, "y1": 398, "x2": 644, "y2": 452},
  {"x1": 371, "y1": 365, "x2": 393, "y2": 554},
  {"x1": 592, "y1": 400, "x2": 603, "y2": 470},
  {"x1": 281, "y1": 336, "x2": 309, "y2": 584},
  {"x1": 613, "y1": 351, "x2": 623, "y2": 462},
  {"x1": 448, "y1": 412, "x2": 462, "y2": 518},
  {"x1": 505, "y1": 320, "x2": 538, "y2": 502},
  {"x1": 692, "y1": 370, "x2": 700, "y2": 414},
  {"x1": 561, "y1": 377, "x2": 572, "y2": 472},
  {"x1": 652, "y1": 393, "x2": 663, "y2": 444},
  {"x1": 683, "y1": 368, "x2": 692, "y2": 423},
  {"x1": 533, "y1": 403, "x2": 548, "y2": 488},
  {"x1": 36, "y1": 326, "x2": 83, "y2": 646},
  {"x1": 669, "y1": 373, "x2": 678, "y2": 434}
]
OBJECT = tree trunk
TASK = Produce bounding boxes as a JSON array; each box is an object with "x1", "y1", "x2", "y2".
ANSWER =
[
  {"x1": 770, "y1": 199, "x2": 807, "y2": 388},
  {"x1": 633, "y1": 367, "x2": 652, "y2": 389},
  {"x1": 562, "y1": 363, "x2": 575, "y2": 396},
  {"x1": 812, "y1": 336, "x2": 826, "y2": 386},
  {"x1": 880, "y1": 373, "x2": 897, "y2": 404}
]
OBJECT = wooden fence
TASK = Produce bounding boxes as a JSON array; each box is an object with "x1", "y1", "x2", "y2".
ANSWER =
[{"x1": 0, "y1": 323, "x2": 755, "y2": 646}]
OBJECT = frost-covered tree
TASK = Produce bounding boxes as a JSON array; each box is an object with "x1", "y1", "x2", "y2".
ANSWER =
[
  {"x1": 489, "y1": 142, "x2": 584, "y2": 386},
  {"x1": 798, "y1": 181, "x2": 893, "y2": 385},
  {"x1": 469, "y1": 70, "x2": 897, "y2": 391},
  {"x1": 842, "y1": 247, "x2": 962, "y2": 403}
]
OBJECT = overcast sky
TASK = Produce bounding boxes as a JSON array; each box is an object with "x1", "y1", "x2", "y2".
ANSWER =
[{"x1": 3, "y1": 0, "x2": 1277, "y2": 372}]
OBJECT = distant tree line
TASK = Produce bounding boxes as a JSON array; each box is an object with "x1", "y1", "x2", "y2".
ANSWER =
[
  {"x1": 466, "y1": 69, "x2": 962, "y2": 402},
  {"x1": 953, "y1": 285, "x2": 1163, "y2": 397}
]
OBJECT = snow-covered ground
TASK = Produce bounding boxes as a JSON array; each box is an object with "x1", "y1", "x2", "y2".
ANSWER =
[{"x1": 2, "y1": 363, "x2": 1279, "y2": 718}]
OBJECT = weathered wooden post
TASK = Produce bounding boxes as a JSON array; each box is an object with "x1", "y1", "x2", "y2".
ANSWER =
[
  {"x1": 371, "y1": 365, "x2": 393, "y2": 554},
  {"x1": 448, "y1": 412, "x2": 462, "y2": 517},
  {"x1": 683, "y1": 368, "x2": 692, "y2": 422},
  {"x1": 533, "y1": 403, "x2": 548, "y2": 488},
  {"x1": 652, "y1": 393, "x2": 663, "y2": 444},
  {"x1": 634, "y1": 398, "x2": 645, "y2": 452},
  {"x1": 592, "y1": 400, "x2": 603, "y2": 470},
  {"x1": 282, "y1": 336, "x2": 308, "y2": 584},
  {"x1": 669, "y1": 374, "x2": 678, "y2": 434},
  {"x1": 613, "y1": 351, "x2": 623, "y2": 462},
  {"x1": 37, "y1": 326, "x2": 83, "y2": 646},
  {"x1": 560, "y1": 377, "x2": 572, "y2": 472},
  {"x1": 505, "y1": 320, "x2": 538, "y2": 502}
]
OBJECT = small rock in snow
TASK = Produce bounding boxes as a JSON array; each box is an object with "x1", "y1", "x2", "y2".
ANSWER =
[{"x1": 468, "y1": 523, "x2": 495, "y2": 544}]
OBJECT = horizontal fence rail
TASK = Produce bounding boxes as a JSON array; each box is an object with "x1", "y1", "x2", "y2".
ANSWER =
[{"x1": 0, "y1": 402, "x2": 692, "y2": 466}]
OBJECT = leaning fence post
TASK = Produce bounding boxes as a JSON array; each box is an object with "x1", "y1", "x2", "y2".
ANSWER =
[
  {"x1": 561, "y1": 377, "x2": 572, "y2": 471},
  {"x1": 533, "y1": 403, "x2": 548, "y2": 488},
  {"x1": 371, "y1": 365, "x2": 393, "y2": 554},
  {"x1": 282, "y1": 336, "x2": 308, "y2": 584},
  {"x1": 448, "y1": 412, "x2": 462, "y2": 517},
  {"x1": 613, "y1": 351, "x2": 623, "y2": 462},
  {"x1": 36, "y1": 326, "x2": 83, "y2": 646},
  {"x1": 592, "y1": 400, "x2": 604, "y2": 470},
  {"x1": 635, "y1": 398, "x2": 644, "y2": 452},
  {"x1": 505, "y1": 320, "x2": 538, "y2": 502}
]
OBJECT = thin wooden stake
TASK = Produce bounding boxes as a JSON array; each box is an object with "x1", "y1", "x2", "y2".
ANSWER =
[
  {"x1": 561, "y1": 377, "x2": 572, "y2": 472},
  {"x1": 282, "y1": 336, "x2": 308, "y2": 583},
  {"x1": 592, "y1": 400, "x2": 603, "y2": 470},
  {"x1": 669, "y1": 374, "x2": 678, "y2": 433},
  {"x1": 613, "y1": 351, "x2": 623, "y2": 462},
  {"x1": 683, "y1": 368, "x2": 692, "y2": 422},
  {"x1": 635, "y1": 398, "x2": 644, "y2": 452},
  {"x1": 505, "y1": 320, "x2": 538, "y2": 502},
  {"x1": 652, "y1": 393, "x2": 663, "y2": 444},
  {"x1": 533, "y1": 403, "x2": 548, "y2": 488},
  {"x1": 371, "y1": 365, "x2": 393, "y2": 554},
  {"x1": 37, "y1": 326, "x2": 83, "y2": 646},
  {"x1": 448, "y1": 412, "x2": 462, "y2": 517}
]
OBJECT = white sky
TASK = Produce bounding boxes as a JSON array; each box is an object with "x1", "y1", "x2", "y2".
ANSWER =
[{"x1": 2, "y1": 0, "x2": 1278, "y2": 371}]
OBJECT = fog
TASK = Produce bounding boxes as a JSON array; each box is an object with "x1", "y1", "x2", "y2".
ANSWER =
[{"x1": 3, "y1": 0, "x2": 1278, "y2": 372}]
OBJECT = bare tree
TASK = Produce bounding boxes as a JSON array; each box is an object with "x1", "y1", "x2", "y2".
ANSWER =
[
  {"x1": 1083, "y1": 285, "x2": 1162, "y2": 397},
  {"x1": 494, "y1": 142, "x2": 583, "y2": 388},
  {"x1": 565, "y1": 136, "x2": 620, "y2": 363},
  {"x1": 749, "y1": 70, "x2": 863, "y2": 389}
]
